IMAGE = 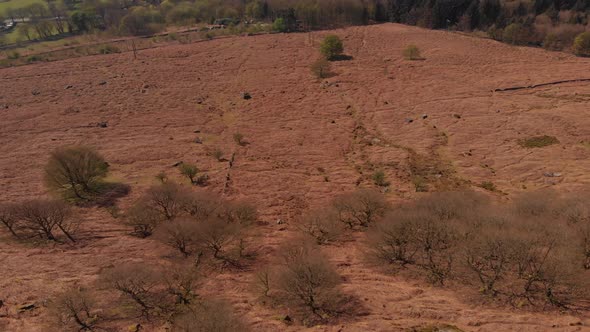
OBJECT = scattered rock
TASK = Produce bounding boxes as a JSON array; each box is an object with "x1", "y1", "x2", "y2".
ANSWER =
[
  {"x1": 97, "y1": 121, "x2": 108, "y2": 128},
  {"x1": 194, "y1": 137, "x2": 203, "y2": 144},
  {"x1": 331, "y1": 120, "x2": 336, "y2": 124},
  {"x1": 452, "y1": 114, "x2": 462, "y2": 119},
  {"x1": 405, "y1": 118, "x2": 414, "y2": 124},
  {"x1": 172, "y1": 161, "x2": 184, "y2": 167},
  {"x1": 65, "y1": 85, "x2": 73, "y2": 89},
  {"x1": 31, "y1": 89, "x2": 40, "y2": 96},
  {"x1": 193, "y1": 129, "x2": 201, "y2": 133},
  {"x1": 98, "y1": 81, "x2": 107, "y2": 86},
  {"x1": 282, "y1": 315, "x2": 292, "y2": 323},
  {"x1": 543, "y1": 172, "x2": 562, "y2": 177},
  {"x1": 241, "y1": 92, "x2": 252, "y2": 100},
  {"x1": 421, "y1": 114, "x2": 428, "y2": 119},
  {"x1": 276, "y1": 219, "x2": 284, "y2": 225},
  {"x1": 0, "y1": 104, "x2": 8, "y2": 110}
]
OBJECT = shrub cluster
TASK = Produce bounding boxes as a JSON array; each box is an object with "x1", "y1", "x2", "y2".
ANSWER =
[
  {"x1": 126, "y1": 182, "x2": 257, "y2": 267},
  {"x1": 367, "y1": 191, "x2": 590, "y2": 307}
]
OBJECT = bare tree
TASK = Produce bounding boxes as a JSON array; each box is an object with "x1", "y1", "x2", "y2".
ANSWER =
[
  {"x1": 182, "y1": 191, "x2": 221, "y2": 220},
  {"x1": 276, "y1": 243, "x2": 342, "y2": 318},
  {"x1": 102, "y1": 264, "x2": 165, "y2": 318},
  {"x1": 125, "y1": 202, "x2": 162, "y2": 238},
  {"x1": 156, "y1": 219, "x2": 199, "y2": 258},
  {"x1": 367, "y1": 213, "x2": 418, "y2": 267},
  {"x1": 17, "y1": 199, "x2": 75, "y2": 243},
  {"x1": 333, "y1": 189, "x2": 388, "y2": 228},
  {"x1": 0, "y1": 203, "x2": 20, "y2": 239},
  {"x1": 463, "y1": 222, "x2": 514, "y2": 296},
  {"x1": 144, "y1": 183, "x2": 190, "y2": 220},
  {"x1": 221, "y1": 200, "x2": 258, "y2": 226},
  {"x1": 44, "y1": 146, "x2": 109, "y2": 200},
  {"x1": 193, "y1": 217, "x2": 243, "y2": 264},
  {"x1": 51, "y1": 288, "x2": 99, "y2": 331},
  {"x1": 296, "y1": 209, "x2": 343, "y2": 245},
  {"x1": 164, "y1": 266, "x2": 201, "y2": 306}
]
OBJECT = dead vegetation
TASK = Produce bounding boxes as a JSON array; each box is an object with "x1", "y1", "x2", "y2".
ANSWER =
[
  {"x1": 366, "y1": 190, "x2": 590, "y2": 307},
  {"x1": 253, "y1": 241, "x2": 357, "y2": 325}
]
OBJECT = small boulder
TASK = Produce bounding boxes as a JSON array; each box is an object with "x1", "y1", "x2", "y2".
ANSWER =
[
  {"x1": 421, "y1": 114, "x2": 428, "y2": 119},
  {"x1": 99, "y1": 81, "x2": 107, "y2": 86},
  {"x1": 97, "y1": 121, "x2": 108, "y2": 128},
  {"x1": 65, "y1": 85, "x2": 73, "y2": 89},
  {"x1": 241, "y1": 92, "x2": 252, "y2": 100},
  {"x1": 194, "y1": 137, "x2": 203, "y2": 144},
  {"x1": 452, "y1": 114, "x2": 462, "y2": 119},
  {"x1": 543, "y1": 172, "x2": 562, "y2": 177},
  {"x1": 172, "y1": 161, "x2": 184, "y2": 167},
  {"x1": 405, "y1": 118, "x2": 414, "y2": 124},
  {"x1": 19, "y1": 303, "x2": 36, "y2": 312}
]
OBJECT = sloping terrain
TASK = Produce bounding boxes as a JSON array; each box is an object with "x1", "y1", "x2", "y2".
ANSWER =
[{"x1": 1, "y1": 23, "x2": 590, "y2": 331}]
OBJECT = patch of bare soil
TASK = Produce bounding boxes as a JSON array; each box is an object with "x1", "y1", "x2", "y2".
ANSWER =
[{"x1": 1, "y1": 23, "x2": 589, "y2": 331}]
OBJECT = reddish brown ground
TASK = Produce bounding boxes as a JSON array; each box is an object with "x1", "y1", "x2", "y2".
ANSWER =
[{"x1": 1, "y1": 23, "x2": 590, "y2": 331}]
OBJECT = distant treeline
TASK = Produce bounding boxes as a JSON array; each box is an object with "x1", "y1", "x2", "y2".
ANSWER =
[{"x1": 3, "y1": 0, "x2": 590, "y2": 52}]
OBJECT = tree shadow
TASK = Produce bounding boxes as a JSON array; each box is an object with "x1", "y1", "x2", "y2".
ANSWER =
[
  {"x1": 77, "y1": 182, "x2": 131, "y2": 208},
  {"x1": 331, "y1": 54, "x2": 354, "y2": 61}
]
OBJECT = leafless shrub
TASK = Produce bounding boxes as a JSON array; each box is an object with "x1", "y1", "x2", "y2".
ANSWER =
[
  {"x1": 332, "y1": 189, "x2": 388, "y2": 229},
  {"x1": 414, "y1": 191, "x2": 487, "y2": 221},
  {"x1": 125, "y1": 202, "x2": 162, "y2": 238},
  {"x1": 102, "y1": 263, "x2": 168, "y2": 318},
  {"x1": 255, "y1": 268, "x2": 271, "y2": 297},
  {"x1": 164, "y1": 266, "x2": 201, "y2": 307},
  {"x1": 44, "y1": 146, "x2": 109, "y2": 200},
  {"x1": 16, "y1": 199, "x2": 76, "y2": 243},
  {"x1": 182, "y1": 191, "x2": 221, "y2": 220},
  {"x1": 193, "y1": 217, "x2": 245, "y2": 265},
  {"x1": 512, "y1": 189, "x2": 557, "y2": 217},
  {"x1": 0, "y1": 203, "x2": 20, "y2": 239},
  {"x1": 275, "y1": 243, "x2": 342, "y2": 319},
  {"x1": 411, "y1": 213, "x2": 457, "y2": 285},
  {"x1": 296, "y1": 209, "x2": 343, "y2": 245},
  {"x1": 172, "y1": 300, "x2": 248, "y2": 332},
  {"x1": 156, "y1": 219, "x2": 199, "y2": 258},
  {"x1": 367, "y1": 212, "x2": 419, "y2": 268},
  {"x1": 461, "y1": 217, "x2": 515, "y2": 296},
  {"x1": 221, "y1": 200, "x2": 258, "y2": 225},
  {"x1": 50, "y1": 288, "x2": 100, "y2": 331},
  {"x1": 144, "y1": 183, "x2": 190, "y2": 220}
]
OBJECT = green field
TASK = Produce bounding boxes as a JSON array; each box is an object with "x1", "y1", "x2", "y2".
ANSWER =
[{"x1": 0, "y1": 0, "x2": 44, "y2": 15}]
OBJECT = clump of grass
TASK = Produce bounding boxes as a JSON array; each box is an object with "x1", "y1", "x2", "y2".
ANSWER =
[
  {"x1": 7, "y1": 51, "x2": 20, "y2": 59},
  {"x1": 479, "y1": 181, "x2": 497, "y2": 192},
  {"x1": 233, "y1": 133, "x2": 245, "y2": 146},
  {"x1": 519, "y1": 135, "x2": 559, "y2": 148},
  {"x1": 26, "y1": 55, "x2": 44, "y2": 63},
  {"x1": 372, "y1": 170, "x2": 389, "y2": 187},
  {"x1": 403, "y1": 44, "x2": 423, "y2": 60},
  {"x1": 98, "y1": 44, "x2": 121, "y2": 54}
]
